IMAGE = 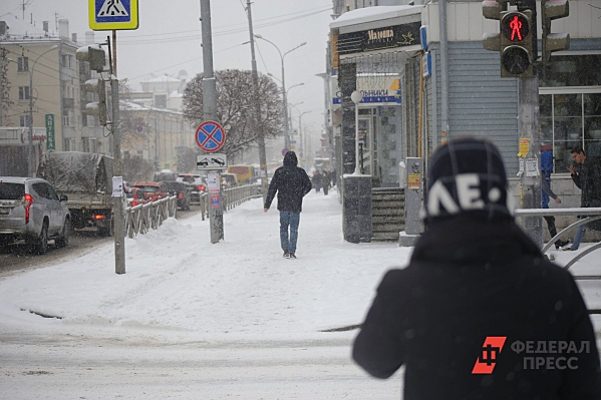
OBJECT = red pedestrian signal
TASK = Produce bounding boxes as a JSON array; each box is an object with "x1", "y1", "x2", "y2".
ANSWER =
[
  {"x1": 499, "y1": 10, "x2": 534, "y2": 77},
  {"x1": 501, "y1": 13, "x2": 529, "y2": 42}
]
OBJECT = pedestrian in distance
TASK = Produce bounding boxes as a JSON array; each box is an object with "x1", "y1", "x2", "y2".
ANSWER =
[
  {"x1": 352, "y1": 137, "x2": 601, "y2": 400},
  {"x1": 567, "y1": 145, "x2": 601, "y2": 250},
  {"x1": 322, "y1": 170, "x2": 330, "y2": 196},
  {"x1": 312, "y1": 170, "x2": 323, "y2": 194},
  {"x1": 540, "y1": 145, "x2": 569, "y2": 249},
  {"x1": 264, "y1": 151, "x2": 312, "y2": 259}
]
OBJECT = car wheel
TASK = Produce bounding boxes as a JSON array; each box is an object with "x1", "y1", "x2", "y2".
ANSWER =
[
  {"x1": 33, "y1": 221, "x2": 49, "y2": 255},
  {"x1": 56, "y1": 218, "x2": 71, "y2": 248}
]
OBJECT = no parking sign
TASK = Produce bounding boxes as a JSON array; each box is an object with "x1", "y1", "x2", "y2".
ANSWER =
[{"x1": 195, "y1": 120, "x2": 226, "y2": 153}]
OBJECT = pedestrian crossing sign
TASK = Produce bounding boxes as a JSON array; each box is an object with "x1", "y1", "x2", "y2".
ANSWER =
[{"x1": 89, "y1": 0, "x2": 139, "y2": 31}]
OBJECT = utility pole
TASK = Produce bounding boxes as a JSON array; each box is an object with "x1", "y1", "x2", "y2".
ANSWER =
[
  {"x1": 519, "y1": 75, "x2": 543, "y2": 247},
  {"x1": 200, "y1": 0, "x2": 224, "y2": 243},
  {"x1": 108, "y1": 34, "x2": 126, "y2": 274},
  {"x1": 245, "y1": 0, "x2": 269, "y2": 200}
]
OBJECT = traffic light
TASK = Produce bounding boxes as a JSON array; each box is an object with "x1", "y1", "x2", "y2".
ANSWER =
[
  {"x1": 84, "y1": 78, "x2": 108, "y2": 126},
  {"x1": 500, "y1": 10, "x2": 535, "y2": 77},
  {"x1": 541, "y1": 0, "x2": 570, "y2": 63},
  {"x1": 482, "y1": 0, "x2": 505, "y2": 52},
  {"x1": 76, "y1": 46, "x2": 106, "y2": 73}
]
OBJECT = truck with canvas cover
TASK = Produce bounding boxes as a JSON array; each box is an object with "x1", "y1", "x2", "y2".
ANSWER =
[{"x1": 37, "y1": 151, "x2": 114, "y2": 235}]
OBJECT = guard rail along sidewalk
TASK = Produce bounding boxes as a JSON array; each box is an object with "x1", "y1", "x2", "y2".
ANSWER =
[
  {"x1": 195, "y1": 183, "x2": 262, "y2": 220},
  {"x1": 125, "y1": 196, "x2": 177, "y2": 238},
  {"x1": 222, "y1": 183, "x2": 262, "y2": 211},
  {"x1": 514, "y1": 207, "x2": 601, "y2": 272}
]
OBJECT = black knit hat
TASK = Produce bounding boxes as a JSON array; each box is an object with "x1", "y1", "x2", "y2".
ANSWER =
[{"x1": 424, "y1": 137, "x2": 513, "y2": 223}]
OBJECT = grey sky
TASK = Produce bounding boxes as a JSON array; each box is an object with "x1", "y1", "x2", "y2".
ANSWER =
[{"x1": 1, "y1": 0, "x2": 333, "y2": 138}]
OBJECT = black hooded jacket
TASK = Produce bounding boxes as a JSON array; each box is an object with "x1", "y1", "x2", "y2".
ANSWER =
[
  {"x1": 353, "y1": 216, "x2": 601, "y2": 400},
  {"x1": 264, "y1": 152, "x2": 312, "y2": 213}
]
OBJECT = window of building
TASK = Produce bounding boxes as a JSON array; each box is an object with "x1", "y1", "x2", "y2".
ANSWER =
[
  {"x1": 539, "y1": 53, "x2": 601, "y2": 172},
  {"x1": 17, "y1": 56, "x2": 29, "y2": 72},
  {"x1": 539, "y1": 54, "x2": 601, "y2": 87},
  {"x1": 18, "y1": 86, "x2": 30, "y2": 100},
  {"x1": 540, "y1": 91, "x2": 601, "y2": 172},
  {"x1": 61, "y1": 54, "x2": 73, "y2": 68},
  {"x1": 19, "y1": 114, "x2": 31, "y2": 127}
]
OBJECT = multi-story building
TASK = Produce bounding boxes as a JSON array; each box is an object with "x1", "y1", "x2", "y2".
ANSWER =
[
  {"x1": 0, "y1": 16, "x2": 109, "y2": 173},
  {"x1": 327, "y1": 0, "x2": 601, "y2": 241}
]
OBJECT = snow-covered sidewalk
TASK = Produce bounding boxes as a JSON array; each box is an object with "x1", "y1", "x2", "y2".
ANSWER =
[
  {"x1": 0, "y1": 190, "x2": 600, "y2": 344},
  {"x1": 0, "y1": 191, "x2": 411, "y2": 343}
]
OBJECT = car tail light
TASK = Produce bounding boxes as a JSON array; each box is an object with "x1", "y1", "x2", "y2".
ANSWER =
[
  {"x1": 93, "y1": 214, "x2": 106, "y2": 221},
  {"x1": 22, "y1": 193, "x2": 34, "y2": 224}
]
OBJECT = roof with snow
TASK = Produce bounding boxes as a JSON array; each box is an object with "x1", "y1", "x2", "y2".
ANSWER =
[
  {"x1": 330, "y1": 5, "x2": 423, "y2": 29},
  {"x1": 142, "y1": 74, "x2": 181, "y2": 84}
]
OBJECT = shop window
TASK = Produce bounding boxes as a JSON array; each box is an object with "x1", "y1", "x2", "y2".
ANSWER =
[
  {"x1": 539, "y1": 55, "x2": 601, "y2": 87},
  {"x1": 585, "y1": 93, "x2": 601, "y2": 157}
]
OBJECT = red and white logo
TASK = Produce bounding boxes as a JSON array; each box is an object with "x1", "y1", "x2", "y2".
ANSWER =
[{"x1": 472, "y1": 336, "x2": 507, "y2": 374}]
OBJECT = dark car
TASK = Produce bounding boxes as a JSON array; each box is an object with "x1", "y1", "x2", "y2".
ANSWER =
[
  {"x1": 177, "y1": 174, "x2": 206, "y2": 204},
  {"x1": 160, "y1": 181, "x2": 191, "y2": 210}
]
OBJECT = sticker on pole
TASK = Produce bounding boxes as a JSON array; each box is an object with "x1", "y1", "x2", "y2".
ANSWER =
[
  {"x1": 195, "y1": 120, "x2": 226, "y2": 153},
  {"x1": 89, "y1": 0, "x2": 139, "y2": 31}
]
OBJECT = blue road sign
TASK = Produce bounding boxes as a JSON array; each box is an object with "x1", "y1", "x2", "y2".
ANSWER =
[
  {"x1": 195, "y1": 120, "x2": 227, "y2": 153},
  {"x1": 89, "y1": 0, "x2": 139, "y2": 31}
]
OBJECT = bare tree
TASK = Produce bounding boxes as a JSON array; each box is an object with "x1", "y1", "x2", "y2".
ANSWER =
[{"x1": 182, "y1": 69, "x2": 282, "y2": 157}]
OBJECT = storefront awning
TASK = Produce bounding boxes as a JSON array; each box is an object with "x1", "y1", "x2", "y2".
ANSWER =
[{"x1": 330, "y1": 5, "x2": 423, "y2": 31}]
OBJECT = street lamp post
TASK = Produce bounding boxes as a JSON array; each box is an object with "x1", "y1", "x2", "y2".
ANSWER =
[
  {"x1": 298, "y1": 111, "x2": 311, "y2": 162},
  {"x1": 350, "y1": 90, "x2": 362, "y2": 175},
  {"x1": 29, "y1": 45, "x2": 58, "y2": 176},
  {"x1": 254, "y1": 35, "x2": 306, "y2": 153}
]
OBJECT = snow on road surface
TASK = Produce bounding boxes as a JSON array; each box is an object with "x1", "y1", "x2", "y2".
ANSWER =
[{"x1": 0, "y1": 191, "x2": 599, "y2": 399}]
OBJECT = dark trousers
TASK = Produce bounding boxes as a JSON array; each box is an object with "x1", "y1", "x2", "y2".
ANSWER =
[{"x1": 544, "y1": 215, "x2": 558, "y2": 238}]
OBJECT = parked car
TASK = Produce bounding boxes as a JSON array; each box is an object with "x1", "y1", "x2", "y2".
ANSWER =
[
  {"x1": 221, "y1": 173, "x2": 238, "y2": 189},
  {"x1": 160, "y1": 181, "x2": 191, "y2": 210},
  {"x1": 130, "y1": 181, "x2": 167, "y2": 206},
  {"x1": 177, "y1": 173, "x2": 206, "y2": 204},
  {"x1": 0, "y1": 177, "x2": 71, "y2": 254},
  {"x1": 153, "y1": 170, "x2": 177, "y2": 182}
]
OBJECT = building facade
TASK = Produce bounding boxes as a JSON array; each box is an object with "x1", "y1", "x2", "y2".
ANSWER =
[{"x1": 0, "y1": 18, "x2": 109, "y2": 169}]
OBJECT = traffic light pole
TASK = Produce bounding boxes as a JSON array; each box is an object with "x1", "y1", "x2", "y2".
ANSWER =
[{"x1": 518, "y1": 75, "x2": 543, "y2": 248}]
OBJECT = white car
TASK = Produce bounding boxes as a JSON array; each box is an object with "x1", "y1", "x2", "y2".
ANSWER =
[{"x1": 0, "y1": 177, "x2": 71, "y2": 254}]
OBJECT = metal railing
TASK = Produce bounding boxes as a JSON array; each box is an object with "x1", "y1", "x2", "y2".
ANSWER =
[
  {"x1": 514, "y1": 207, "x2": 601, "y2": 272},
  {"x1": 222, "y1": 184, "x2": 262, "y2": 211},
  {"x1": 125, "y1": 196, "x2": 177, "y2": 238}
]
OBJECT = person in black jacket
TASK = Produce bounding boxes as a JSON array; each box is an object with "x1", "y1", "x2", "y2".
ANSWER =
[
  {"x1": 567, "y1": 145, "x2": 601, "y2": 250},
  {"x1": 264, "y1": 151, "x2": 312, "y2": 259},
  {"x1": 353, "y1": 138, "x2": 601, "y2": 400}
]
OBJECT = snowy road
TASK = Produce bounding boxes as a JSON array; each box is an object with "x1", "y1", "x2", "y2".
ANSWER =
[{"x1": 0, "y1": 332, "x2": 401, "y2": 399}]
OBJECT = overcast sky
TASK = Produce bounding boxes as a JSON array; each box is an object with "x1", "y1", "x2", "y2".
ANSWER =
[{"x1": 1, "y1": 0, "x2": 333, "y2": 139}]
